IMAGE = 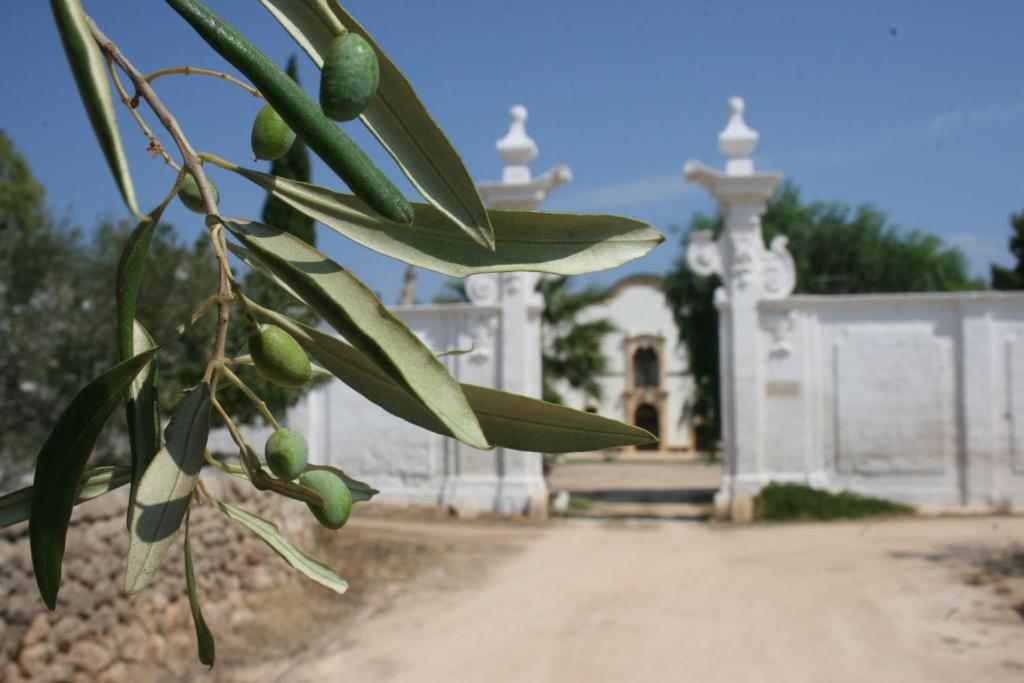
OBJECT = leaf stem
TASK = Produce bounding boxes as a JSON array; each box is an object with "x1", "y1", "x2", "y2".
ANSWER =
[
  {"x1": 313, "y1": 0, "x2": 348, "y2": 35},
  {"x1": 202, "y1": 448, "x2": 246, "y2": 476},
  {"x1": 219, "y1": 365, "x2": 281, "y2": 430},
  {"x1": 144, "y1": 65, "x2": 262, "y2": 98}
]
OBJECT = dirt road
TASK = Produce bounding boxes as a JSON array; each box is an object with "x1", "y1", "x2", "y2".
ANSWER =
[{"x1": 258, "y1": 514, "x2": 1024, "y2": 683}]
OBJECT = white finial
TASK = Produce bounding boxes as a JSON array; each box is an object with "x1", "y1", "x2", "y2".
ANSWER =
[
  {"x1": 718, "y1": 96, "x2": 759, "y2": 176},
  {"x1": 497, "y1": 105, "x2": 537, "y2": 184}
]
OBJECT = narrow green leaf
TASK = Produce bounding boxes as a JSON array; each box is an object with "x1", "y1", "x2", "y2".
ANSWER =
[
  {"x1": 210, "y1": 498, "x2": 348, "y2": 595},
  {"x1": 224, "y1": 219, "x2": 489, "y2": 450},
  {"x1": 1, "y1": 466, "x2": 131, "y2": 530},
  {"x1": 30, "y1": 349, "x2": 159, "y2": 610},
  {"x1": 305, "y1": 464, "x2": 378, "y2": 503},
  {"x1": 50, "y1": 0, "x2": 140, "y2": 217},
  {"x1": 125, "y1": 322, "x2": 161, "y2": 529},
  {"x1": 258, "y1": 309, "x2": 657, "y2": 452},
  {"x1": 260, "y1": 0, "x2": 495, "y2": 249},
  {"x1": 184, "y1": 514, "x2": 215, "y2": 668},
  {"x1": 226, "y1": 166, "x2": 665, "y2": 278},
  {"x1": 125, "y1": 384, "x2": 212, "y2": 594},
  {"x1": 117, "y1": 194, "x2": 177, "y2": 361}
]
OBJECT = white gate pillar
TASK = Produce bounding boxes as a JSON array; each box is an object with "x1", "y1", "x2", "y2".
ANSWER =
[
  {"x1": 459, "y1": 105, "x2": 572, "y2": 517},
  {"x1": 684, "y1": 97, "x2": 793, "y2": 520}
]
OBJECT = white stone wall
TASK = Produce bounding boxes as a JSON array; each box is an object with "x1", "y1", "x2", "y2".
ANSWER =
[
  {"x1": 555, "y1": 277, "x2": 694, "y2": 451},
  {"x1": 733, "y1": 291, "x2": 1024, "y2": 510}
]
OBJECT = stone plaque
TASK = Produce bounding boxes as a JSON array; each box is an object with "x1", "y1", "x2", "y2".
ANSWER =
[{"x1": 834, "y1": 328, "x2": 951, "y2": 475}]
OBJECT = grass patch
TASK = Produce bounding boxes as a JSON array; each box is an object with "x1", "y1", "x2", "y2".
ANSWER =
[{"x1": 754, "y1": 483, "x2": 914, "y2": 522}]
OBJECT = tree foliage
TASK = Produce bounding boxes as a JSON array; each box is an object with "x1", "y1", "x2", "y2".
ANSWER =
[
  {"x1": 991, "y1": 209, "x2": 1024, "y2": 290},
  {"x1": 537, "y1": 277, "x2": 615, "y2": 404},
  {"x1": 666, "y1": 182, "x2": 981, "y2": 450}
]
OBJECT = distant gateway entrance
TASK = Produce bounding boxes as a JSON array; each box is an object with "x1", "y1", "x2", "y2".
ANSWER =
[{"x1": 634, "y1": 403, "x2": 660, "y2": 450}]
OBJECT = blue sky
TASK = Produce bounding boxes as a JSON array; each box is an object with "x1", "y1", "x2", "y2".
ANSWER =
[{"x1": 2, "y1": 1, "x2": 1022, "y2": 303}]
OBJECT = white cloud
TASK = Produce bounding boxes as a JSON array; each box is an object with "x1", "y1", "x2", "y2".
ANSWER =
[
  {"x1": 925, "y1": 102, "x2": 1024, "y2": 136},
  {"x1": 544, "y1": 173, "x2": 696, "y2": 212}
]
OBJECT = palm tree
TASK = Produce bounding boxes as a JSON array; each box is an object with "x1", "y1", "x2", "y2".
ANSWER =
[{"x1": 536, "y1": 277, "x2": 615, "y2": 404}]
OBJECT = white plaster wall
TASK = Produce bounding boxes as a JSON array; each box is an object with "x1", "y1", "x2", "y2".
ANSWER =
[
  {"x1": 743, "y1": 292, "x2": 1024, "y2": 509},
  {"x1": 555, "y1": 279, "x2": 694, "y2": 450}
]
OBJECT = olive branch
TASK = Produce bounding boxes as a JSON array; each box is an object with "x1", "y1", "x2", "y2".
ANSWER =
[{"x1": 4, "y1": 0, "x2": 667, "y2": 670}]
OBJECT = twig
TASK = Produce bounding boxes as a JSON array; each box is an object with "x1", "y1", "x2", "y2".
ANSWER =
[
  {"x1": 86, "y1": 15, "x2": 234, "y2": 387},
  {"x1": 105, "y1": 55, "x2": 179, "y2": 170},
  {"x1": 145, "y1": 66, "x2": 262, "y2": 98},
  {"x1": 220, "y1": 365, "x2": 281, "y2": 429}
]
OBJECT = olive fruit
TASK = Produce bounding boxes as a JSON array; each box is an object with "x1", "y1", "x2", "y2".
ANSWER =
[
  {"x1": 265, "y1": 428, "x2": 308, "y2": 481},
  {"x1": 319, "y1": 33, "x2": 379, "y2": 122},
  {"x1": 178, "y1": 174, "x2": 219, "y2": 213},
  {"x1": 250, "y1": 104, "x2": 296, "y2": 161},
  {"x1": 299, "y1": 470, "x2": 353, "y2": 530},
  {"x1": 249, "y1": 325, "x2": 311, "y2": 388}
]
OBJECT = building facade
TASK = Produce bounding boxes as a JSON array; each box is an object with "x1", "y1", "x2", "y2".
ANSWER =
[{"x1": 554, "y1": 275, "x2": 695, "y2": 452}]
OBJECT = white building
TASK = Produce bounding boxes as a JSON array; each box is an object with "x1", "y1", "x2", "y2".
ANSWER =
[{"x1": 554, "y1": 274, "x2": 695, "y2": 453}]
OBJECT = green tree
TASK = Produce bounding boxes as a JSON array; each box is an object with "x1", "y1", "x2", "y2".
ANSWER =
[
  {"x1": 666, "y1": 182, "x2": 981, "y2": 450},
  {"x1": 0, "y1": 130, "x2": 225, "y2": 484},
  {"x1": 991, "y1": 209, "x2": 1024, "y2": 290}
]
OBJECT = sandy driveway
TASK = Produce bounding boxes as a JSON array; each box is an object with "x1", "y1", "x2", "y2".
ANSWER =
[{"x1": 269, "y1": 514, "x2": 1024, "y2": 683}]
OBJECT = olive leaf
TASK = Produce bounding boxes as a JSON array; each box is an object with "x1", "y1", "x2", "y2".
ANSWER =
[
  {"x1": 260, "y1": 0, "x2": 494, "y2": 250},
  {"x1": 50, "y1": 0, "x2": 140, "y2": 217},
  {"x1": 210, "y1": 498, "x2": 348, "y2": 595},
  {"x1": 224, "y1": 166, "x2": 665, "y2": 277},
  {"x1": 125, "y1": 384, "x2": 212, "y2": 594},
  {"x1": 125, "y1": 322, "x2": 161, "y2": 529},
  {"x1": 257, "y1": 308, "x2": 658, "y2": 452},
  {"x1": 1, "y1": 466, "x2": 131, "y2": 531},
  {"x1": 223, "y1": 218, "x2": 489, "y2": 450},
  {"x1": 116, "y1": 190, "x2": 179, "y2": 361},
  {"x1": 184, "y1": 513, "x2": 215, "y2": 668},
  {"x1": 30, "y1": 349, "x2": 159, "y2": 610},
  {"x1": 304, "y1": 464, "x2": 378, "y2": 503}
]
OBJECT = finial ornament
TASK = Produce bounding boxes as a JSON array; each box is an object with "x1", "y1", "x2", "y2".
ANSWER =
[
  {"x1": 496, "y1": 105, "x2": 538, "y2": 183},
  {"x1": 718, "y1": 96, "x2": 759, "y2": 176},
  {"x1": 476, "y1": 104, "x2": 572, "y2": 211}
]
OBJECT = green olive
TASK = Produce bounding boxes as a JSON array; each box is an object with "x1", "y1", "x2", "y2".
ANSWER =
[
  {"x1": 178, "y1": 174, "x2": 219, "y2": 213},
  {"x1": 249, "y1": 325, "x2": 311, "y2": 388},
  {"x1": 250, "y1": 104, "x2": 296, "y2": 161},
  {"x1": 299, "y1": 470, "x2": 352, "y2": 530},
  {"x1": 319, "y1": 33, "x2": 380, "y2": 122},
  {"x1": 265, "y1": 428, "x2": 308, "y2": 481}
]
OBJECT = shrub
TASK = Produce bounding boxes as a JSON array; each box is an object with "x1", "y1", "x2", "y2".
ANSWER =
[{"x1": 754, "y1": 482, "x2": 914, "y2": 522}]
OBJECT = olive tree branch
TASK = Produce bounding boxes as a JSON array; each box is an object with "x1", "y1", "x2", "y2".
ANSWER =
[
  {"x1": 145, "y1": 66, "x2": 263, "y2": 99},
  {"x1": 105, "y1": 55, "x2": 179, "y2": 170},
  {"x1": 86, "y1": 15, "x2": 234, "y2": 387}
]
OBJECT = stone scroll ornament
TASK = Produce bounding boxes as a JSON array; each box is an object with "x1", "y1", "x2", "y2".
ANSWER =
[
  {"x1": 683, "y1": 97, "x2": 794, "y2": 302},
  {"x1": 6, "y1": 0, "x2": 664, "y2": 668}
]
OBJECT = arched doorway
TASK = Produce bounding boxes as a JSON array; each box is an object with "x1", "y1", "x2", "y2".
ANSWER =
[{"x1": 634, "y1": 403, "x2": 659, "y2": 450}]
